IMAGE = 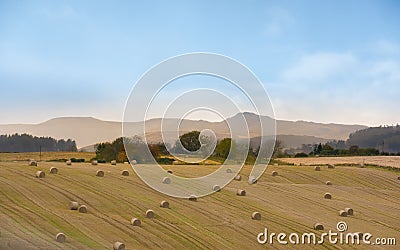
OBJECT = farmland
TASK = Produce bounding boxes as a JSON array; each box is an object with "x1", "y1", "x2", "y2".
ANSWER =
[{"x1": 0, "y1": 153, "x2": 399, "y2": 249}]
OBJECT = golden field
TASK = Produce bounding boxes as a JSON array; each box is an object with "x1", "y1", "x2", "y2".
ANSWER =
[{"x1": 0, "y1": 153, "x2": 399, "y2": 249}]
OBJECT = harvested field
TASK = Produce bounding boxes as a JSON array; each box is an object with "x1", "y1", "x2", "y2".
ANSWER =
[
  {"x1": 0, "y1": 157, "x2": 399, "y2": 249},
  {"x1": 280, "y1": 156, "x2": 400, "y2": 169}
]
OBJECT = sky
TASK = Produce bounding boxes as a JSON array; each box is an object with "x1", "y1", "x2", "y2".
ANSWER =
[{"x1": 0, "y1": 0, "x2": 399, "y2": 126}]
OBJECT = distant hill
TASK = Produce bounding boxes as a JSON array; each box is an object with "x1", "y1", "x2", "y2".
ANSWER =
[
  {"x1": 348, "y1": 125, "x2": 400, "y2": 153},
  {"x1": 0, "y1": 113, "x2": 367, "y2": 149}
]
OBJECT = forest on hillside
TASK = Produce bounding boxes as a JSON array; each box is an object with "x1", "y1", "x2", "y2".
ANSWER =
[
  {"x1": 0, "y1": 134, "x2": 77, "y2": 152},
  {"x1": 347, "y1": 125, "x2": 400, "y2": 153}
]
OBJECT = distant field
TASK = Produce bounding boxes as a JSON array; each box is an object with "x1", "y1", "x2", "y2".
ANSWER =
[
  {"x1": 280, "y1": 156, "x2": 400, "y2": 169},
  {"x1": 0, "y1": 152, "x2": 96, "y2": 162},
  {"x1": 0, "y1": 157, "x2": 399, "y2": 249}
]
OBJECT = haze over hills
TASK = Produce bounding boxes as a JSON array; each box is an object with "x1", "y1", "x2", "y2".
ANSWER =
[{"x1": 0, "y1": 113, "x2": 367, "y2": 150}]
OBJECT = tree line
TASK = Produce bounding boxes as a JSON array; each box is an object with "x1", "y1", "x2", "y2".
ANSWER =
[
  {"x1": 0, "y1": 134, "x2": 77, "y2": 152},
  {"x1": 95, "y1": 131, "x2": 277, "y2": 164}
]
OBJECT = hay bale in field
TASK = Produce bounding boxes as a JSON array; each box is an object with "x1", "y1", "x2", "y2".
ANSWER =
[
  {"x1": 324, "y1": 193, "x2": 332, "y2": 199},
  {"x1": 189, "y1": 195, "x2": 197, "y2": 201},
  {"x1": 66, "y1": 160, "x2": 72, "y2": 166},
  {"x1": 226, "y1": 168, "x2": 233, "y2": 173},
  {"x1": 160, "y1": 200, "x2": 169, "y2": 208},
  {"x1": 326, "y1": 181, "x2": 332, "y2": 185},
  {"x1": 55, "y1": 232, "x2": 66, "y2": 243},
  {"x1": 121, "y1": 170, "x2": 130, "y2": 176},
  {"x1": 36, "y1": 171, "x2": 45, "y2": 178},
  {"x1": 113, "y1": 242, "x2": 125, "y2": 250},
  {"x1": 252, "y1": 212, "x2": 261, "y2": 220},
  {"x1": 272, "y1": 171, "x2": 278, "y2": 176},
  {"x1": 327, "y1": 164, "x2": 335, "y2": 169},
  {"x1": 249, "y1": 176, "x2": 258, "y2": 184},
  {"x1": 78, "y1": 205, "x2": 87, "y2": 213},
  {"x1": 314, "y1": 223, "x2": 324, "y2": 230},
  {"x1": 131, "y1": 218, "x2": 141, "y2": 226},
  {"x1": 212, "y1": 185, "x2": 221, "y2": 192},
  {"x1": 273, "y1": 163, "x2": 278, "y2": 166},
  {"x1": 237, "y1": 189, "x2": 246, "y2": 196},
  {"x1": 131, "y1": 160, "x2": 137, "y2": 165},
  {"x1": 146, "y1": 209, "x2": 155, "y2": 218},
  {"x1": 69, "y1": 201, "x2": 79, "y2": 210},
  {"x1": 29, "y1": 160, "x2": 37, "y2": 166},
  {"x1": 314, "y1": 166, "x2": 321, "y2": 171},
  {"x1": 167, "y1": 169, "x2": 173, "y2": 174},
  {"x1": 91, "y1": 160, "x2": 98, "y2": 165},
  {"x1": 49, "y1": 167, "x2": 58, "y2": 174},
  {"x1": 345, "y1": 207, "x2": 353, "y2": 215},
  {"x1": 359, "y1": 163, "x2": 365, "y2": 168},
  {"x1": 397, "y1": 176, "x2": 400, "y2": 180},
  {"x1": 96, "y1": 170, "x2": 104, "y2": 177},
  {"x1": 339, "y1": 210, "x2": 347, "y2": 217},
  {"x1": 162, "y1": 177, "x2": 171, "y2": 184},
  {"x1": 234, "y1": 175, "x2": 241, "y2": 181},
  {"x1": 111, "y1": 160, "x2": 117, "y2": 165}
]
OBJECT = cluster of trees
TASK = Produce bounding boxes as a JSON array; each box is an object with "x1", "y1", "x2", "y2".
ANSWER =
[
  {"x1": 294, "y1": 143, "x2": 382, "y2": 157},
  {"x1": 96, "y1": 131, "x2": 278, "y2": 164},
  {"x1": 0, "y1": 134, "x2": 77, "y2": 152}
]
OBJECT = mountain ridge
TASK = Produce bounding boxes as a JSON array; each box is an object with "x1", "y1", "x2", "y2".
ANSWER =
[{"x1": 0, "y1": 113, "x2": 367, "y2": 149}]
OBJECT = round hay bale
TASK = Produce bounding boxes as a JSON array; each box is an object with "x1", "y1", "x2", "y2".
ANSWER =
[
  {"x1": 78, "y1": 205, "x2": 87, "y2": 213},
  {"x1": 226, "y1": 168, "x2": 233, "y2": 173},
  {"x1": 111, "y1": 160, "x2": 117, "y2": 165},
  {"x1": 314, "y1": 166, "x2": 321, "y2": 171},
  {"x1": 131, "y1": 160, "x2": 137, "y2": 165},
  {"x1": 314, "y1": 223, "x2": 324, "y2": 230},
  {"x1": 359, "y1": 163, "x2": 365, "y2": 168},
  {"x1": 189, "y1": 194, "x2": 197, "y2": 201},
  {"x1": 66, "y1": 160, "x2": 72, "y2": 166},
  {"x1": 162, "y1": 177, "x2": 171, "y2": 184},
  {"x1": 91, "y1": 160, "x2": 98, "y2": 165},
  {"x1": 326, "y1": 181, "x2": 332, "y2": 185},
  {"x1": 324, "y1": 193, "x2": 332, "y2": 199},
  {"x1": 273, "y1": 163, "x2": 278, "y2": 166},
  {"x1": 131, "y1": 218, "x2": 141, "y2": 226},
  {"x1": 237, "y1": 189, "x2": 246, "y2": 196},
  {"x1": 113, "y1": 242, "x2": 125, "y2": 250},
  {"x1": 397, "y1": 176, "x2": 400, "y2": 180},
  {"x1": 36, "y1": 171, "x2": 45, "y2": 178},
  {"x1": 327, "y1": 164, "x2": 335, "y2": 169},
  {"x1": 167, "y1": 169, "x2": 173, "y2": 174},
  {"x1": 345, "y1": 207, "x2": 353, "y2": 216},
  {"x1": 249, "y1": 176, "x2": 258, "y2": 184},
  {"x1": 234, "y1": 175, "x2": 241, "y2": 181},
  {"x1": 49, "y1": 167, "x2": 58, "y2": 174},
  {"x1": 272, "y1": 171, "x2": 278, "y2": 176},
  {"x1": 252, "y1": 212, "x2": 261, "y2": 220},
  {"x1": 121, "y1": 170, "x2": 130, "y2": 176},
  {"x1": 69, "y1": 201, "x2": 79, "y2": 210},
  {"x1": 55, "y1": 232, "x2": 66, "y2": 243},
  {"x1": 146, "y1": 209, "x2": 155, "y2": 218},
  {"x1": 29, "y1": 160, "x2": 37, "y2": 166},
  {"x1": 212, "y1": 185, "x2": 221, "y2": 192},
  {"x1": 339, "y1": 210, "x2": 348, "y2": 217},
  {"x1": 160, "y1": 200, "x2": 169, "y2": 208},
  {"x1": 96, "y1": 170, "x2": 104, "y2": 177}
]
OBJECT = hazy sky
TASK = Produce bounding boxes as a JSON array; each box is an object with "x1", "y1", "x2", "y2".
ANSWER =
[{"x1": 1, "y1": 0, "x2": 399, "y2": 126}]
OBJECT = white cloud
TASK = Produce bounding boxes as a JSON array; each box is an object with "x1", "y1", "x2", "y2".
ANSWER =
[
  {"x1": 375, "y1": 40, "x2": 400, "y2": 56},
  {"x1": 281, "y1": 52, "x2": 357, "y2": 83},
  {"x1": 264, "y1": 7, "x2": 294, "y2": 35}
]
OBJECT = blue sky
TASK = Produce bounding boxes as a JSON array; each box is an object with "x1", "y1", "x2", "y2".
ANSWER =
[{"x1": 0, "y1": 0, "x2": 399, "y2": 126}]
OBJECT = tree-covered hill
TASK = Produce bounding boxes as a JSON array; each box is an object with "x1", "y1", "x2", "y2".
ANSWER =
[
  {"x1": 0, "y1": 133, "x2": 77, "y2": 152},
  {"x1": 347, "y1": 125, "x2": 400, "y2": 153}
]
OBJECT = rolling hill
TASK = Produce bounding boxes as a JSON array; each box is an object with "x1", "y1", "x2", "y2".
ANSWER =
[{"x1": 0, "y1": 113, "x2": 367, "y2": 149}]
